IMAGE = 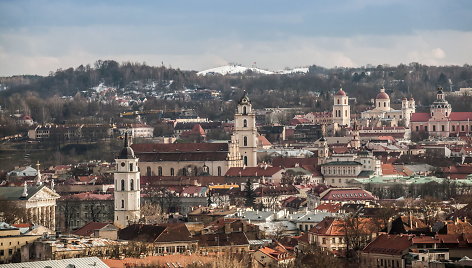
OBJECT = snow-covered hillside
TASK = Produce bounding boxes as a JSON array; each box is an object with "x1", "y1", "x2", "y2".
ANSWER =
[
  {"x1": 197, "y1": 64, "x2": 310, "y2": 76},
  {"x1": 277, "y1": 67, "x2": 310, "y2": 74},
  {"x1": 197, "y1": 65, "x2": 274, "y2": 76}
]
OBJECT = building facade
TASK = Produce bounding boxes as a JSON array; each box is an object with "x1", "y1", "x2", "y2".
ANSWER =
[
  {"x1": 234, "y1": 92, "x2": 258, "y2": 167},
  {"x1": 332, "y1": 88, "x2": 351, "y2": 128},
  {"x1": 114, "y1": 134, "x2": 141, "y2": 228},
  {"x1": 411, "y1": 88, "x2": 472, "y2": 138},
  {"x1": 361, "y1": 88, "x2": 415, "y2": 128}
]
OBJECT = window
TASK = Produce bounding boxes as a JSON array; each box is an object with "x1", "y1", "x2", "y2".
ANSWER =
[
  {"x1": 337, "y1": 99, "x2": 340, "y2": 104},
  {"x1": 345, "y1": 110, "x2": 347, "y2": 117},
  {"x1": 182, "y1": 168, "x2": 187, "y2": 176},
  {"x1": 243, "y1": 136, "x2": 248, "y2": 146},
  {"x1": 441, "y1": 125, "x2": 445, "y2": 131},
  {"x1": 384, "y1": 102, "x2": 386, "y2": 107},
  {"x1": 158, "y1": 166, "x2": 162, "y2": 176},
  {"x1": 0, "y1": 250, "x2": 3, "y2": 256},
  {"x1": 424, "y1": 126, "x2": 428, "y2": 132},
  {"x1": 244, "y1": 156, "x2": 248, "y2": 166},
  {"x1": 146, "y1": 166, "x2": 151, "y2": 176},
  {"x1": 243, "y1": 119, "x2": 247, "y2": 128},
  {"x1": 218, "y1": 166, "x2": 222, "y2": 176},
  {"x1": 129, "y1": 163, "x2": 133, "y2": 171},
  {"x1": 243, "y1": 106, "x2": 247, "y2": 115},
  {"x1": 121, "y1": 200, "x2": 125, "y2": 208},
  {"x1": 415, "y1": 126, "x2": 419, "y2": 131},
  {"x1": 332, "y1": 238, "x2": 336, "y2": 244},
  {"x1": 433, "y1": 125, "x2": 436, "y2": 131},
  {"x1": 170, "y1": 168, "x2": 175, "y2": 176},
  {"x1": 8, "y1": 249, "x2": 12, "y2": 255},
  {"x1": 121, "y1": 179, "x2": 125, "y2": 191},
  {"x1": 130, "y1": 179, "x2": 134, "y2": 191},
  {"x1": 462, "y1": 125, "x2": 465, "y2": 132}
]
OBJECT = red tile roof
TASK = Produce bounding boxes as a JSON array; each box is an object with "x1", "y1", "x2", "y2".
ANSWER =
[
  {"x1": 320, "y1": 188, "x2": 377, "y2": 201},
  {"x1": 411, "y1": 113, "x2": 431, "y2": 122},
  {"x1": 225, "y1": 166, "x2": 282, "y2": 177},
  {"x1": 72, "y1": 222, "x2": 112, "y2": 237},
  {"x1": 449, "y1": 112, "x2": 472, "y2": 121},
  {"x1": 363, "y1": 234, "x2": 412, "y2": 255},
  {"x1": 131, "y1": 143, "x2": 228, "y2": 153},
  {"x1": 315, "y1": 202, "x2": 342, "y2": 213},
  {"x1": 60, "y1": 192, "x2": 113, "y2": 201},
  {"x1": 258, "y1": 135, "x2": 272, "y2": 146}
]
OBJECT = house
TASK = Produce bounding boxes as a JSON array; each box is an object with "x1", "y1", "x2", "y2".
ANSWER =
[
  {"x1": 72, "y1": 222, "x2": 118, "y2": 240},
  {"x1": 119, "y1": 223, "x2": 198, "y2": 254},
  {"x1": 253, "y1": 244, "x2": 295, "y2": 267},
  {"x1": 196, "y1": 232, "x2": 250, "y2": 254},
  {"x1": 360, "y1": 234, "x2": 413, "y2": 268},
  {"x1": 225, "y1": 166, "x2": 284, "y2": 184},
  {"x1": 202, "y1": 218, "x2": 260, "y2": 240},
  {"x1": 7, "y1": 166, "x2": 37, "y2": 177},
  {"x1": 308, "y1": 217, "x2": 381, "y2": 256},
  {"x1": 117, "y1": 124, "x2": 154, "y2": 138},
  {"x1": 0, "y1": 222, "x2": 41, "y2": 263},
  {"x1": 188, "y1": 207, "x2": 237, "y2": 224},
  {"x1": 0, "y1": 257, "x2": 109, "y2": 268},
  {"x1": 310, "y1": 188, "x2": 377, "y2": 208}
]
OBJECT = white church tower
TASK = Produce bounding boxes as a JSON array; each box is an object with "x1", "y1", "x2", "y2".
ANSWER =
[
  {"x1": 114, "y1": 132, "x2": 140, "y2": 228},
  {"x1": 332, "y1": 88, "x2": 351, "y2": 128},
  {"x1": 234, "y1": 91, "x2": 258, "y2": 167}
]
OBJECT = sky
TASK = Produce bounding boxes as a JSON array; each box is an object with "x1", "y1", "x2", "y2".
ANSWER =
[{"x1": 1, "y1": 0, "x2": 472, "y2": 76}]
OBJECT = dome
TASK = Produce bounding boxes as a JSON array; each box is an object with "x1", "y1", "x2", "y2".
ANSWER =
[
  {"x1": 335, "y1": 88, "x2": 346, "y2": 96},
  {"x1": 402, "y1": 97, "x2": 407, "y2": 100},
  {"x1": 117, "y1": 132, "x2": 136, "y2": 159},
  {"x1": 376, "y1": 88, "x2": 390, "y2": 100},
  {"x1": 238, "y1": 91, "x2": 251, "y2": 104},
  {"x1": 119, "y1": 147, "x2": 136, "y2": 159}
]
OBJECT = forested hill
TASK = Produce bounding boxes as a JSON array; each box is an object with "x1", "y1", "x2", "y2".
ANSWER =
[{"x1": 1, "y1": 60, "x2": 472, "y2": 110}]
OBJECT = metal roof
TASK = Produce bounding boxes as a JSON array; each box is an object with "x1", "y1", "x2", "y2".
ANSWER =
[{"x1": 0, "y1": 257, "x2": 109, "y2": 268}]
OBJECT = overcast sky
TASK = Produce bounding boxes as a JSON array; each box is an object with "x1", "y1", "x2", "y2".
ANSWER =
[{"x1": 1, "y1": 0, "x2": 472, "y2": 76}]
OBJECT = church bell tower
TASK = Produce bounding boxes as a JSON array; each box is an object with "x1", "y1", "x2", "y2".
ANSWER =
[
  {"x1": 234, "y1": 91, "x2": 258, "y2": 167},
  {"x1": 114, "y1": 132, "x2": 140, "y2": 228}
]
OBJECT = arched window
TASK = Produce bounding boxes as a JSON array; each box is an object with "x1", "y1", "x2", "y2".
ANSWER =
[
  {"x1": 130, "y1": 179, "x2": 134, "y2": 191},
  {"x1": 244, "y1": 156, "x2": 248, "y2": 166},
  {"x1": 218, "y1": 166, "x2": 222, "y2": 176},
  {"x1": 121, "y1": 179, "x2": 125, "y2": 191},
  {"x1": 121, "y1": 200, "x2": 125, "y2": 208},
  {"x1": 243, "y1": 136, "x2": 248, "y2": 146},
  {"x1": 243, "y1": 119, "x2": 247, "y2": 128},
  {"x1": 170, "y1": 168, "x2": 175, "y2": 176},
  {"x1": 243, "y1": 106, "x2": 247, "y2": 115},
  {"x1": 158, "y1": 166, "x2": 162, "y2": 176},
  {"x1": 384, "y1": 102, "x2": 386, "y2": 107},
  {"x1": 146, "y1": 167, "x2": 151, "y2": 176},
  {"x1": 337, "y1": 99, "x2": 340, "y2": 104},
  {"x1": 345, "y1": 110, "x2": 347, "y2": 117},
  {"x1": 344, "y1": 99, "x2": 347, "y2": 104}
]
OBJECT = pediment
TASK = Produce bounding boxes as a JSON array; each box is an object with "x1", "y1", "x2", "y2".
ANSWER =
[{"x1": 29, "y1": 186, "x2": 60, "y2": 201}]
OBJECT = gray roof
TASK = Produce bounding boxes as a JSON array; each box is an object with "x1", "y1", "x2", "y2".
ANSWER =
[
  {"x1": 0, "y1": 186, "x2": 44, "y2": 201},
  {"x1": 0, "y1": 257, "x2": 109, "y2": 268},
  {"x1": 322, "y1": 161, "x2": 362, "y2": 166},
  {"x1": 295, "y1": 212, "x2": 334, "y2": 223},
  {"x1": 233, "y1": 211, "x2": 274, "y2": 221}
]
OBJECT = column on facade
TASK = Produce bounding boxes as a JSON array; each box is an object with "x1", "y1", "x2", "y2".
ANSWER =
[
  {"x1": 34, "y1": 207, "x2": 39, "y2": 224},
  {"x1": 45, "y1": 206, "x2": 50, "y2": 229},
  {"x1": 50, "y1": 205, "x2": 56, "y2": 230}
]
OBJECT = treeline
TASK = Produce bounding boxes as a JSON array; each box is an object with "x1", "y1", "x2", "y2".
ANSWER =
[{"x1": 1, "y1": 60, "x2": 472, "y2": 124}]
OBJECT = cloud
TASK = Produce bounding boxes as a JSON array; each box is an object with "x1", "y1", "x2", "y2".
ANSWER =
[{"x1": 0, "y1": 26, "x2": 471, "y2": 76}]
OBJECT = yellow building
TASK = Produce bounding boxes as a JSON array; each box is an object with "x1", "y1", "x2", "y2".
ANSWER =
[{"x1": 0, "y1": 222, "x2": 40, "y2": 263}]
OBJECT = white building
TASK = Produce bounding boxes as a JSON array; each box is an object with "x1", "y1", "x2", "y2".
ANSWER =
[
  {"x1": 114, "y1": 133, "x2": 141, "y2": 228},
  {"x1": 233, "y1": 92, "x2": 258, "y2": 167},
  {"x1": 361, "y1": 88, "x2": 415, "y2": 128},
  {"x1": 332, "y1": 88, "x2": 351, "y2": 128}
]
